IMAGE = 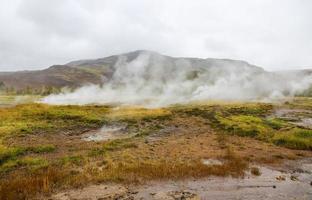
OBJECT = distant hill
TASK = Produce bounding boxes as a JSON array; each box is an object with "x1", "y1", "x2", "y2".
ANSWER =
[{"x1": 0, "y1": 50, "x2": 311, "y2": 95}]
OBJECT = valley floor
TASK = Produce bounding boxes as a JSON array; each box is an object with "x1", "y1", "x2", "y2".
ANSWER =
[{"x1": 0, "y1": 96, "x2": 311, "y2": 199}]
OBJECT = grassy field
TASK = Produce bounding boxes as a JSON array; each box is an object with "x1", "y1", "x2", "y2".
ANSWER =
[
  {"x1": 0, "y1": 96, "x2": 311, "y2": 199},
  {"x1": 0, "y1": 95, "x2": 41, "y2": 107}
]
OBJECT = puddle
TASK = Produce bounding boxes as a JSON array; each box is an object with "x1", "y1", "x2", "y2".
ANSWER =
[
  {"x1": 81, "y1": 125, "x2": 127, "y2": 141},
  {"x1": 131, "y1": 165, "x2": 312, "y2": 200},
  {"x1": 292, "y1": 118, "x2": 312, "y2": 129},
  {"x1": 201, "y1": 159, "x2": 223, "y2": 166},
  {"x1": 270, "y1": 108, "x2": 312, "y2": 129}
]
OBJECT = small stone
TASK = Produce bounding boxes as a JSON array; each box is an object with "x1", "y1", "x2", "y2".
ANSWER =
[
  {"x1": 276, "y1": 175, "x2": 286, "y2": 181},
  {"x1": 290, "y1": 175, "x2": 298, "y2": 181}
]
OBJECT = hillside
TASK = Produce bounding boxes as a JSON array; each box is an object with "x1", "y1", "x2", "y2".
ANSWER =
[
  {"x1": 0, "y1": 50, "x2": 311, "y2": 98},
  {"x1": 0, "y1": 50, "x2": 264, "y2": 91}
]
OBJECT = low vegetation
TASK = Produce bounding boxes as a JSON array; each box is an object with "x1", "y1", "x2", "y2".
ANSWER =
[
  {"x1": 273, "y1": 128, "x2": 312, "y2": 150},
  {"x1": 0, "y1": 97, "x2": 311, "y2": 199}
]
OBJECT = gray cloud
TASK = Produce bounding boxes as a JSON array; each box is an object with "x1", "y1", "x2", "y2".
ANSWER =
[{"x1": 0, "y1": 0, "x2": 311, "y2": 71}]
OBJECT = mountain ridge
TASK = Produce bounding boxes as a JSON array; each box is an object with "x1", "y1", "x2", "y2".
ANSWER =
[{"x1": 0, "y1": 50, "x2": 310, "y2": 92}]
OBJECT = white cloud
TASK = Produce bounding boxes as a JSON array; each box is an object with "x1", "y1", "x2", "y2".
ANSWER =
[{"x1": 0, "y1": 0, "x2": 311, "y2": 71}]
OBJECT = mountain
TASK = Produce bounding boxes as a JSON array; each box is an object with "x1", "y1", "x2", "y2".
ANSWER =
[{"x1": 0, "y1": 50, "x2": 310, "y2": 93}]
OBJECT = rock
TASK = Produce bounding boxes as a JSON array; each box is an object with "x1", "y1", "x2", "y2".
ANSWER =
[
  {"x1": 290, "y1": 175, "x2": 298, "y2": 181},
  {"x1": 276, "y1": 175, "x2": 286, "y2": 181},
  {"x1": 153, "y1": 192, "x2": 173, "y2": 200},
  {"x1": 168, "y1": 191, "x2": 200, "y2": 200}
]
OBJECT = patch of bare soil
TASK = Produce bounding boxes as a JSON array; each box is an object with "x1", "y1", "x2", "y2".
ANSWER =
[{"x1": 81, "y1": 125, "x2": 129, "y2": 141}]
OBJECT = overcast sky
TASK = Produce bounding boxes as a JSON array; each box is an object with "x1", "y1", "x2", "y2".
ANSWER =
[{"x1": 0, "y1": 0, "x2": 311, "y2": 71}]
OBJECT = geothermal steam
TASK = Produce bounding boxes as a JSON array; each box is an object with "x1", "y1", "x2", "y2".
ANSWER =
[{"x1": 41, "y1": 52, "x2": 312, "y2": 107}]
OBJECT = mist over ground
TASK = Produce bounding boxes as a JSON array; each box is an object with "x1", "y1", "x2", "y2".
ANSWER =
[{"x1": 41, "y1": 51, "x2": 312, "y2": 107}]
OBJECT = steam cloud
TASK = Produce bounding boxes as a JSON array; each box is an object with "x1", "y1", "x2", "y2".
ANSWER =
[{"x1": 41, "y1": 52, "x2": 312, "y2": 107}]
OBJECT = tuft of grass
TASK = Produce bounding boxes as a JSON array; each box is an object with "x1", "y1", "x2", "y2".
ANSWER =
[
  {"x1": 223, "y1": 103, "x2": 273, "y2": 116},
  {"x1": 264, "y1": 118, "x2": 290, "y2": 130},
  {"x1": 28, "y1": 144, "x2": 56, "y2": 154},
  {"x1": 216, "y1": 115, "x2": 273, "y2": 138},
  {"x1": 91, "y1": 149, "x2": 247, "y2": 183},
  {"x1": 272, "y1": 128, "x2": 312, "y2": 150},
  {"x1": 0, "y1": 167, "x2": 65, "y2": 200},
  {"x1": 88, "y1": 148, "x2": 106, "y2": 157},
  {"x1": 0, "y1": 144, "x2": 55, "y2": 173},
  {"x1": 59, "y1": 155, "x2": 84, "y2": 166},
  {"x1": 102, "y1": 139, "x2": 138, "y2": 151},
  {"x1": 250, "y1": 167, "x2": 261, "y2": 176},
  {"x1": 0, "y1": 146, "x2": 27, "y2": 165},
  {"x1": 0, "y1": 157, "x2": 48, "y2": 173}
]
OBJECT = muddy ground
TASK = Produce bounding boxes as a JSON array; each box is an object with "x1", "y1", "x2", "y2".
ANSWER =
[
  {"x1": 49, "y1": 106, "x2": 312, "y2": 200},
  {"x1": 51, "y1": 159, "x2": 312, "y2": 200}
]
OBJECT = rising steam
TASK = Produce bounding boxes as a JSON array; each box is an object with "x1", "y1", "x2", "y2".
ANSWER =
[{"x1": 41, "y1": 51, "x2": 312, "y2": 107}]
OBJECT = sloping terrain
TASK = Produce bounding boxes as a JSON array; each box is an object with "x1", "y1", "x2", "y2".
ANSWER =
[
  {"x1": 0, "y1": 65, "x2": 103, "y2": 91},
  {"x1": 0, "y1": 50, "x2": 266, "y2": 91}
]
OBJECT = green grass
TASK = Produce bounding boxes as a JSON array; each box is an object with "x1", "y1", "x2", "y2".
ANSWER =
[
  {"x1": 0, "y1": 103, "x2": 110, "y2": 138},
  {"x1": 273, "y1": 129, "x2": 312, "y2": 150},
  {"x1": 102, "y1": 139, "x2": 138, "y2": 151},
  {"x1": 0, "y1": 146, "x2": 27, "y2": 165},
  {"x1": 0, "y1": 95, "x2": 41, "y2": 106},
  {"x1": 0, "y1": 144, "x2": 56, "y2": 171},
  {"x1": 216, "y1": 115, "x2": 273, "y2": 139},
  {"x1": 59, "y1": 155, "x2": 84, "y2": 166},
  {"x1": 1, "y1": 157, "x2": 48, "y2": 173},
  {"x1": 214, "y1": 110, "x2": 312, "y2": 150},
  {"x1": 172, "y1": 101, "x2": 312, "y2": 150},
  {"x1": 264, "y1": 118, "x2": 290, "y2": 130},
  {"x1": 27, "y1": 145, "x2": 56, "y2": 154}
]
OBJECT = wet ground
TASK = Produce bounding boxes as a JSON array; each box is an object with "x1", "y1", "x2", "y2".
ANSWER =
[
  {"x1": 51, "y1": 159, "x2": 312, "y2": 200},
  {"x1": 81, "y1": 125, "x2": 128, "y2": 141},
  {"x1": 271, "y1": 108, "x2": 312, "y2": 129}
]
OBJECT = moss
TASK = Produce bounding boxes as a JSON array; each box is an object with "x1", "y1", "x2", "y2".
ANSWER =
[
  {"x1": 223, "y1": 103, "x2": 273, "y2": 116},
  {"x1": 264, "y1": 118, "x2": 289, "y2": 130},
  {"x1": 273, "y1": 129, "x2": 312, "y2": 150},
  {"x1": 216, "y1": 115, "x2": 273, "y2": 138}
]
